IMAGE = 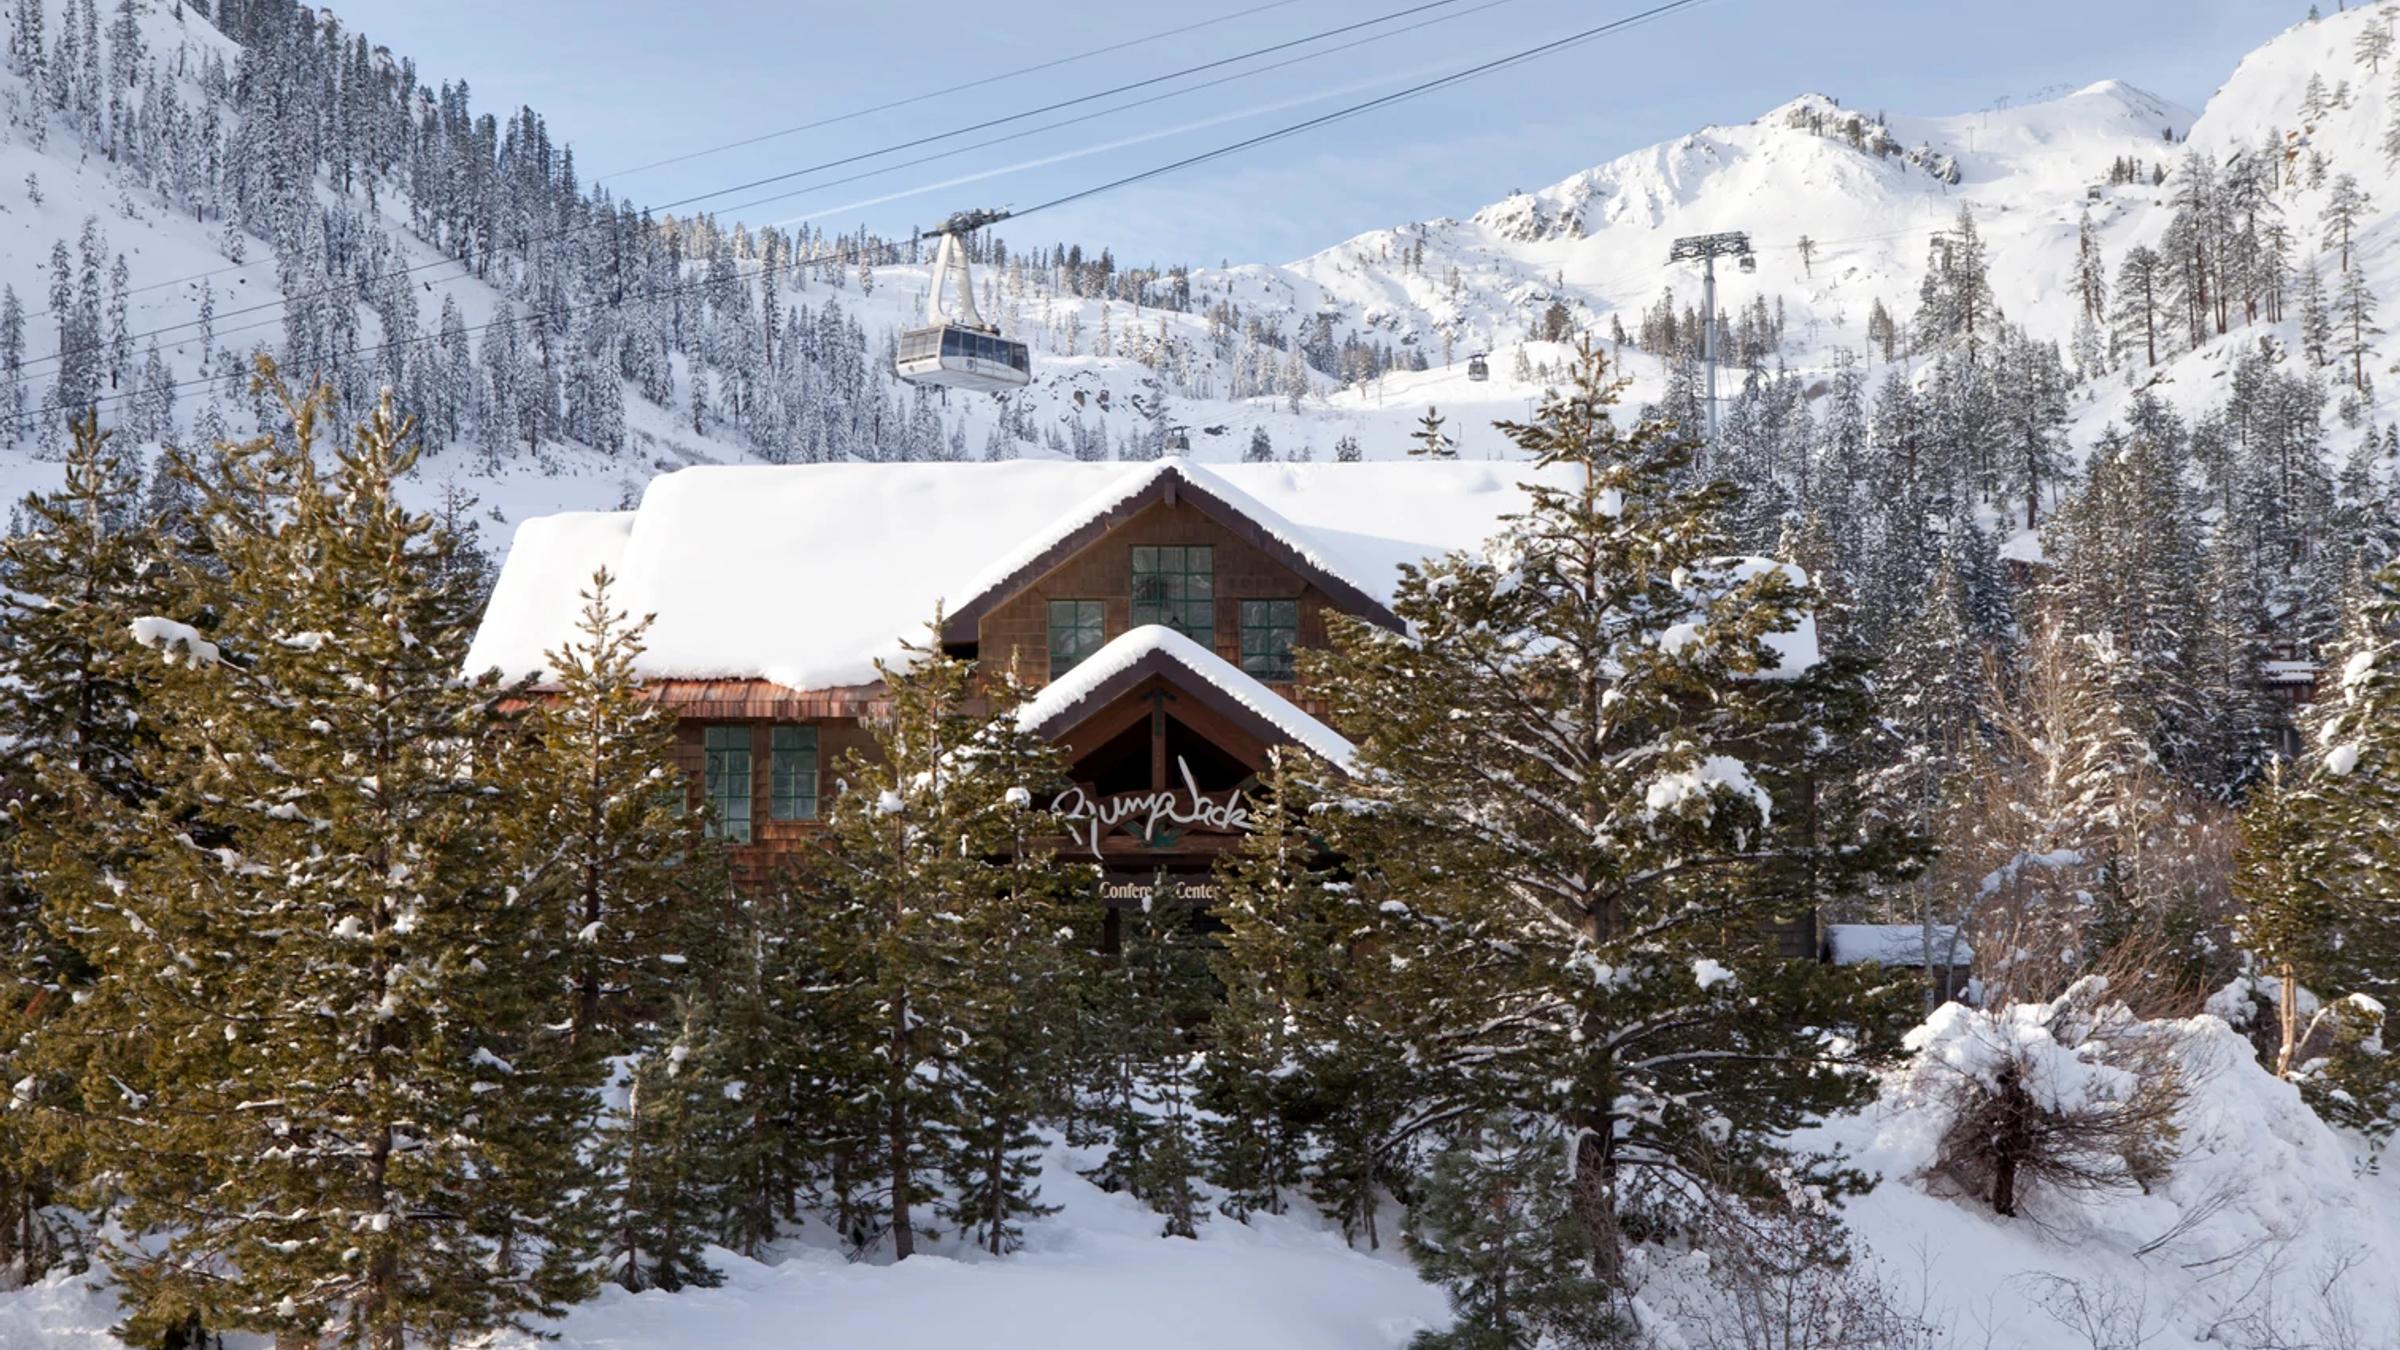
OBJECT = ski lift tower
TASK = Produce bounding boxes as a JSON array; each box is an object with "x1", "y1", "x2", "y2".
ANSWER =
[{"x1": 1667, "y1": 231, "x2": 1754, "y2": 449}]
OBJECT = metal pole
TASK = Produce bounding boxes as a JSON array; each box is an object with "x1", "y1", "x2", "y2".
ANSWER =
[
  {"x1": 1669, "y1": 231, "x2": 1748, "y2": 454},
  {"x1": 1701, "y1": 252, "x2": 1719, "y2": 450}
]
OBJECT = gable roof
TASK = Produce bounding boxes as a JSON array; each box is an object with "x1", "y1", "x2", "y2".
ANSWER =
[
  {"x1": 938, "y1": 460, "x2": 1402, "y2": 645},
  {"x1": 1016, "y1": 625, "x2": 1355, "y2": 770},
  {"x1": 461, "y1": 458, "x2": 1823, "y2": 695},
  {"x1": 465, "y1": 459, "x2": 1551, "y2": 690}
]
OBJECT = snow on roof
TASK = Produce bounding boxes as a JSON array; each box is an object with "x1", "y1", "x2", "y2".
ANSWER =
[
  {"x1": 1016, "y1": 625, "x2": 1356, "y2": 770},
  {"x1": 949, "y1": 459, "x2": 1397, "y2": 633},
  {"x1": 2261, "y1": 659, "x2": 2319, "y2": 686},
  {"x1": 464, "y1": 459, "x2": 1820, "y2": 694},
  {"x1": 462, "y1": 511, "x2": 635, "y2": 681},
  {"x1": 1826, "y1": 924, "x2": 1974, "y2": 968},
  {"x1": 467, "y1": 460, "x2": 1543, "y2": 689}
]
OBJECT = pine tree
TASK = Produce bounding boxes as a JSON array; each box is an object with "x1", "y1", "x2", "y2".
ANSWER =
[
  {"x1": 1915, "y1": 207, "x2": 1998, "y2": 360},
  {"x1": 934, "y1": 664, "x2": 1085, "y2": 1255},
  {"x1": 0, "y1": 411, "x2": 168, "y2": 1284},
  {"x1": 1305, "y1": 342, "x2": 1915, "y2": 1284},
  {"x1": 2234, "y1": 762, "x2": 2399, "y2": 1137},
  {"x1": 497, "y1": 570, "x2": 693, "y2": 1050},
  {"x1": 2320, "y1": 173, "x2": 2373, "y2": 273},
  {"x1": 0, "y1": 285, "x2": 25, "y2": 437},
  {"x1": 1409, "y1": 405, "x2": 1456, "y2": 459},
  {"x1": 603, "y1": 997, "x2": 744, "y2": 1291},
  {"x1": 0, "y1": 411, "x2": 160, "y2": 810},
  {"x1": 1404, "y1": 1115, "x2": 1626, "y2": 1350},
  {"x1": 2359, "y1": 19, "x2": 2396, "y2": 74},
  {"x1": 1200, "y1": 752, "x2": 1319, "y2": 1221},
  {"x1": 44, "y1": 371, "x2": 600, "y2": 1346},
  {"x1": 2111, "y1": 245, "x2": 2168, "y2": 368},
  {"x1": 2074, "y1": 210, "x2": 2109, "y2": 321},
  {"x1": 1103, "y1": 895, "x2": 1213, "y2": 1239},
  {"x1": 1246, "y1": 424, "x2": 1273, "y2": 463},
  {"x1": 2336, "y1": 262, "x2": 2380, "y2": 392},
  {"x1": 2300, "y1": 259, "x2": 2334, "y2": 367},
  {"x1": 801, "y1": 620, "x2": 1084, "y2": 1259}
]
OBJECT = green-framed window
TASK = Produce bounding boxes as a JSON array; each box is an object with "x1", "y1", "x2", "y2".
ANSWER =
[
  {"x1": 771, "y1": 725, "x2": 820, "y2": 821},
  {"x1": 1239, "y1": 599, "x2": 1300, "y2": 682},
  {"x1": 1131, "y1": 544, "x2": 1213, "y2": 642},
  {"x1": 703, "y1": 725, "x2": 753, "y2": 843},
  {"x1": 1048, "y1": 600, "x2": 1106, "y2": 677}
]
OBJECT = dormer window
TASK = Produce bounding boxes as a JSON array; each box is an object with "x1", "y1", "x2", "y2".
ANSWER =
[{"x1": 1131, "y1": 545, "x2": 1213, "y2": 643}]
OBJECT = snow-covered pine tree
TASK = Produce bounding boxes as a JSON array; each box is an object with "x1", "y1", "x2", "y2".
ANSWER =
[
  {"x1": 603, "y1": 997, "x2": 745, "y2": 1292},
  {"x1": 799, "y1": 619, "x2": 1084, "y2": 1259},
  {"x1": 2233, "y1": 759, "x2": 2398, "y2": 1138},
  {"x1": 45, "y1": 372, "x2": 599, "y2": 1346},
  {"x1": 498, "y1": 570, "x2": 693, "y2": 1050},
  {"x1": 935, "y1": 664, "x2": 1087, "y2": 1255},
  {"x1": 0, "y1": 410, "x2": 170, "y2": 1283},
  {"x1": 1306, "y1": 341, "x2": 1914, "y2": 1284},
  {"x1": 1200, "y1": 753, "x2": 1319, "y2": 1222},
  {"x1": 1409, "y1": 405, "x2": 1455, "y2": 459},
  {"x1": 1404, "y1": 1115, "x2": 1626, "y2": 1350}
]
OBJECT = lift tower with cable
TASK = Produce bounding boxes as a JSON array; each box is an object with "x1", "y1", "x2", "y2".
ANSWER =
[
  {"x1": 1667, "y1": 231, "x2": 1754, "y2": 449},
  {"x1": 897, "y1": 208, "x2": 1032, "y2": 392}
]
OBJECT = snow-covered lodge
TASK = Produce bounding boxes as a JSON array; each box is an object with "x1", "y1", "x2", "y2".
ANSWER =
[{"x1": 467, "y1": 458, "x2": 1819, "y2": 951}]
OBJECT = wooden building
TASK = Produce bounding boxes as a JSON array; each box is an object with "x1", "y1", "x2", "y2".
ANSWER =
[{"x1": 468, "y1": 458, "x2": 1819, "y2": 909}]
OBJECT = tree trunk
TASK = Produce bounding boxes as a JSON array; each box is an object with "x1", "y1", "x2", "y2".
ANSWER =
[
  {"x1": 2275, "y1": 961, "x2": 2300, "y2": 1080},
  {"x1": 1568, "y1": 1125, "x2": 1623, "y2": 1284},
  {"x1": 888, "y1": 1002, "x2": 915, "y2": 1260}
]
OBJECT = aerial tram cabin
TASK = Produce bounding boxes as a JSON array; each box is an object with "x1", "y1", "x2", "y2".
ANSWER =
[
  {"x1": 895, "y1": 209, "x2": 1031, "y2": 393},
  {"x1": 1466, "y1": 352, "x2": 1490, "y2": 381},
  {"x1": 1165, "y1": 424, "x2": 1191, "y2": 454}
]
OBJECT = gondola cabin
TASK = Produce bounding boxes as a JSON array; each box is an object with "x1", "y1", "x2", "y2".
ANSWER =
[
  {"x1": 895, "y1": 325, "x2": 1030, "y2": 392},
  {"x1": 1466, "y1": 352, "x2": 1490, "y2": 381},
  {"x1": 895, "y1": 209, "x2": 1031, "y2": 393}
]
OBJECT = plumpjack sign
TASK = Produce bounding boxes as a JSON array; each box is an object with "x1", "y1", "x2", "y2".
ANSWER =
[{"x1": 1051, "y1": 757, "x2": 1252, "y2": 858}]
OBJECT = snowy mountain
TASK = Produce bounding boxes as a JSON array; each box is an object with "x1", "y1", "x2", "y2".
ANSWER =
[{"x1": 0, "y1": 1, "x2": 2392, "y2": 560}]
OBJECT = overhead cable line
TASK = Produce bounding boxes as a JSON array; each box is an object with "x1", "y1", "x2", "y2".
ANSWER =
[
  {"x1": 595, "y1": 0, "x2": 1315, "y2": 181},
  {"x1": 14, "y1": 0, "x2": 1472, "y2": 343},
  {"x1": 0, "y1": 0, "x2": 1718, "y2": 437}
]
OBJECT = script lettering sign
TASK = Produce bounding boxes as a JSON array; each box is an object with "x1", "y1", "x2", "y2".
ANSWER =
[{"x1": 1052, "y1": 757, "x2": 1252, "y2": 859}]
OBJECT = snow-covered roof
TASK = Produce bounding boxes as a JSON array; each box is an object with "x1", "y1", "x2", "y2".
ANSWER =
[
  {"x1": 465, "y1": 459, "x2": 1548, "y2": 689},
  {"x1": 1017, "y1": 625, "x2": 1356, "y2": 770},
  {"x1": 463, "y1": 458, "x2": 1821, "y2": 694},
  {"x1": 1826, "y1": 924, "x2": 1973, "y2": 968},
  {"x1": 942, "y1": 460, "x2": 1401, "y2": 643},
  {"x1": 2261, "y1": 659, "x2": 2319, "y2": 687}
]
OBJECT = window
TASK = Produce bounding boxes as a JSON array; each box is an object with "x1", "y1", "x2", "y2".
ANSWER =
[
  {"x1": 1240, "y1": 599, "x2": 1300, "y2": 682},
  {"x1": 771, "y1": 725, "x2": 819, "y2": 821},
  {"x1": 1049, "y1": 600, "x2": 1106, "y2": 676},
  {"x1": 703, "y1": 726, "x2": 753, "y2": 843},
  {"x1": 1131, "y1": 545, "x2": 1214, "y2": 642}
]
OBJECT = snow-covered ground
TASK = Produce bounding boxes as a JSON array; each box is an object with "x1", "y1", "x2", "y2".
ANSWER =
[{"x1": 10, "y1": 1004, "x2": 2394, "y2": 1350}]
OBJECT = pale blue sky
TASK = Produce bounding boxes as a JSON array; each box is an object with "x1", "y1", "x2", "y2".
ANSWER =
[{"x1": 338, "y1": 0, "x2": 2283, "y2": 266}]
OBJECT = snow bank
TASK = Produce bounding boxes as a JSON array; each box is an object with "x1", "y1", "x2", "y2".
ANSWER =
[{"x1": 1795, "y1": 1001, "x2": 2400, "y2": 1349}]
